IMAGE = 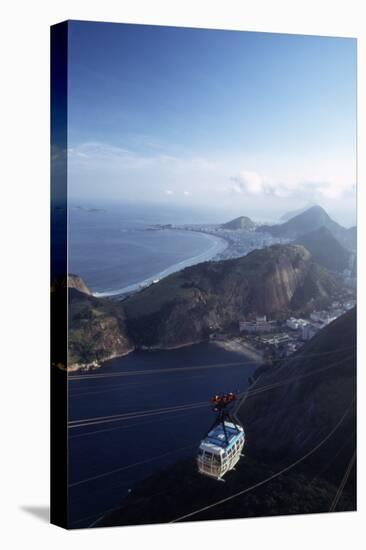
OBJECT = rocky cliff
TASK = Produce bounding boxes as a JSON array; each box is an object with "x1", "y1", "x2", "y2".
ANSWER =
[
  {"x1": 67, "y1": 288, "x2": 134, "y2": 370},
  {"x1": 52, "y1": 273, "x2": 92, "y2": 295}
]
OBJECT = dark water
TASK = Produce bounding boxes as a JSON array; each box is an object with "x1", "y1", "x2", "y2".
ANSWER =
[
  {"x1": 68, "y1": 205, "x2": 226, "y2": 295},
  {"x1": 68, "y1": 343, "x2": 258, "y2": 527}
]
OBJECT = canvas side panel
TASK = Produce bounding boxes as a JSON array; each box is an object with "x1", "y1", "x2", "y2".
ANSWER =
[{"x1": 50, "y1": 20, "x2": 68, "y2": 529}]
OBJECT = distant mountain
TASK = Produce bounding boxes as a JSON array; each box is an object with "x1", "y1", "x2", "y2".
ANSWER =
[
  {"x1": 280, "y1": 203, "x2": 317, "y2": 222},
  {"x1": 99, "y1": 309, "x2": 356, "y2": 527},
  {"x1": 123, "y1": 244, "x2": 340, "y2": 350},
  {"x1": 345, "y1": 226, "x2": 357, "y2": 252},
  {"x1": 296, "y1": 226, "x2": 351, "y2": 272},
  {"x1": 257, "y1": 206, "x2": 356, "y2": 251},
  {"x1": 221, "y1": 216, "x2": 255, "y2": 230}
]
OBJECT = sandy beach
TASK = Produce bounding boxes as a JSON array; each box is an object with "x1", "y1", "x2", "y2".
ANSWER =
[{"x1": 211, "y1": 337, "x2": 264, "y2": 363}]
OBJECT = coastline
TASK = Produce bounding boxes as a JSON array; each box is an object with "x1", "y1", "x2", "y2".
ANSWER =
[
  {"x1": 211, "y1": 337, "x2": 265, "y2": 363},
  {"x1": 66, "y1": 337, "x2": 265, "y2": 373},
  {"x1": 65, "y1": 347, "x2": 135, "y2": 373},
  {"x1": 93, "y1": 229, "x2": 229, "y2": 298}
]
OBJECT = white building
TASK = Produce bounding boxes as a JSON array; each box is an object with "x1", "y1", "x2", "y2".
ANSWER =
[
  {"x1": 286, "y1": 317, "x2": 309, "y2": 331},
  {"x1": 310, "y1": 311, "x2": 336, "y2": 326},
  {"x1": 286, "y1": 318, "x2": 299, "y2": 330}
]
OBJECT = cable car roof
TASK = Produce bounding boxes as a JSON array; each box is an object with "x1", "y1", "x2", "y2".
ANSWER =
[{"x1": 199, "y1": 421, "x2": 244, "y2": 454}]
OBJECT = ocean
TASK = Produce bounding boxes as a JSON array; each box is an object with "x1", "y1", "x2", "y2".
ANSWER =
[{"x1": 68, "y1": 203, "x2": 227, "y2": 296}]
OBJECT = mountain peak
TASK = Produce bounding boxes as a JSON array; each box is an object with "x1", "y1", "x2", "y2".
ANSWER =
[
  {"x1": 280, "y1": 202, "x2": 318, "y2": 222},
  {"x1": 257, "y1": 205, "x2": 348, "y2": 244},
  {"x1": 303, "y1": 205, "x2": 330, "y2": 218},
  {"x1": 221, "y1": 215, "x2": 255, "y2": 230}
]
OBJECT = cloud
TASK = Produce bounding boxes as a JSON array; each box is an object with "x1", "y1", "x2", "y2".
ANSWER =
[
  {"x1": 230, "y1": 170, "x2": 355, "y2": 201},
  {"x1": 68, "y1": 141, "x2": 223, "y2": 201},
  {"x1": 69, "y1": 142, "x2": 131, "y2": 158},
  {"x1": 230, "y1": 171, "x2": 273, "y2": 195},
  {"x1": 67, "y1": 141, "x2": 355, "y2": 213},
  {"x1": 230, "y1": 171, "x2": 294, "y2": 198}
]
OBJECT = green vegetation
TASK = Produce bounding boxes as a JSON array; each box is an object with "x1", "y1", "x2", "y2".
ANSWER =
[
  {"x1": 63, "y1": 243, "x2": 344, "y2": 367},
  {"x1": 67, "y1": 289, "x2": 134, "y2": 367}
]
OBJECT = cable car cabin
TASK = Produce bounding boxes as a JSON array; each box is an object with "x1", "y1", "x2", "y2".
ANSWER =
[{"x1": 197, "y1": 421, "x2": 245, "y2": 480}]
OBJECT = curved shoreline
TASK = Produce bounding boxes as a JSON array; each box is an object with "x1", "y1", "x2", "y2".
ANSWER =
[
  {"x1": 93, "y1": 229, "x2": 228, "y2": 298},
  {"x1": 67, "y1": 337, "x2": 260, "y2": 373}
]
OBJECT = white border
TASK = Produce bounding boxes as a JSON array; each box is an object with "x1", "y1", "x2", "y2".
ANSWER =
[{"x1": 1, "y1": 1, "x2": 365, "y2": 549}]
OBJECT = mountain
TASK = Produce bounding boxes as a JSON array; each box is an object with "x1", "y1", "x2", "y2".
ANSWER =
[
  {"x1": 98, "y1": 309, "x2": 356, "y2": 527},
  {"x1": 257, "y1": 206, "x2": 356, "y2": 251},
  {"x1": 63, "y1": 244, "x2": 342, "y2": 367},
  {"x1": 280, "y1": 203, "x2": 317, "y2": 222},
  {"x1": 123, "y1": 244, "x2": 340, "y2": 350},
  {"x1": 345, "y1": 226, "x2": 357, "y2": 252},
  {"x1": 221, "y1": 216, "x2": 255, "y2": 230},
  {"x1": 67, "y1": 288, "x2": 134, "y2": 370},
  {"x1": 296, "y1": 226, "x2": 351, "y2": 272},
  {"x1": 51, "y1": 274, "x2": 133, "y2": 370},
  {"x1": 238, "y1": 307, "x2": 356, "y2": 465}
]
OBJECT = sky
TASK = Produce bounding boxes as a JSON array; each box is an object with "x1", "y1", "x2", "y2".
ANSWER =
[{"x1": 66, "y1": 21, "x2": 357, "y2": 225}]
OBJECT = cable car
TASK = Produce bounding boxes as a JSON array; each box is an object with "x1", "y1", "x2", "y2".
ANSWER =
[{"x1": 197, "y1": 392, "x2": 245, "y2": 480}]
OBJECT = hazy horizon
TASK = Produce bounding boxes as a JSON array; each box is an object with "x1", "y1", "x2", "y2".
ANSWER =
[{"x1": 67, "y1": 198, "x2": 356, "y2": 228}]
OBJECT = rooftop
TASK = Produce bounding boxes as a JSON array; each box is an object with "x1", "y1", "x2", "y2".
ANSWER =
[{"x1": 200, "y1": 421, "x2": 244, "y2": 454}]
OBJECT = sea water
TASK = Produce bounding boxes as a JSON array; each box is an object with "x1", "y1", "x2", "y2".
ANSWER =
[{"x1": 68, "y1": 203, "x2": 227, "y2": 295}]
